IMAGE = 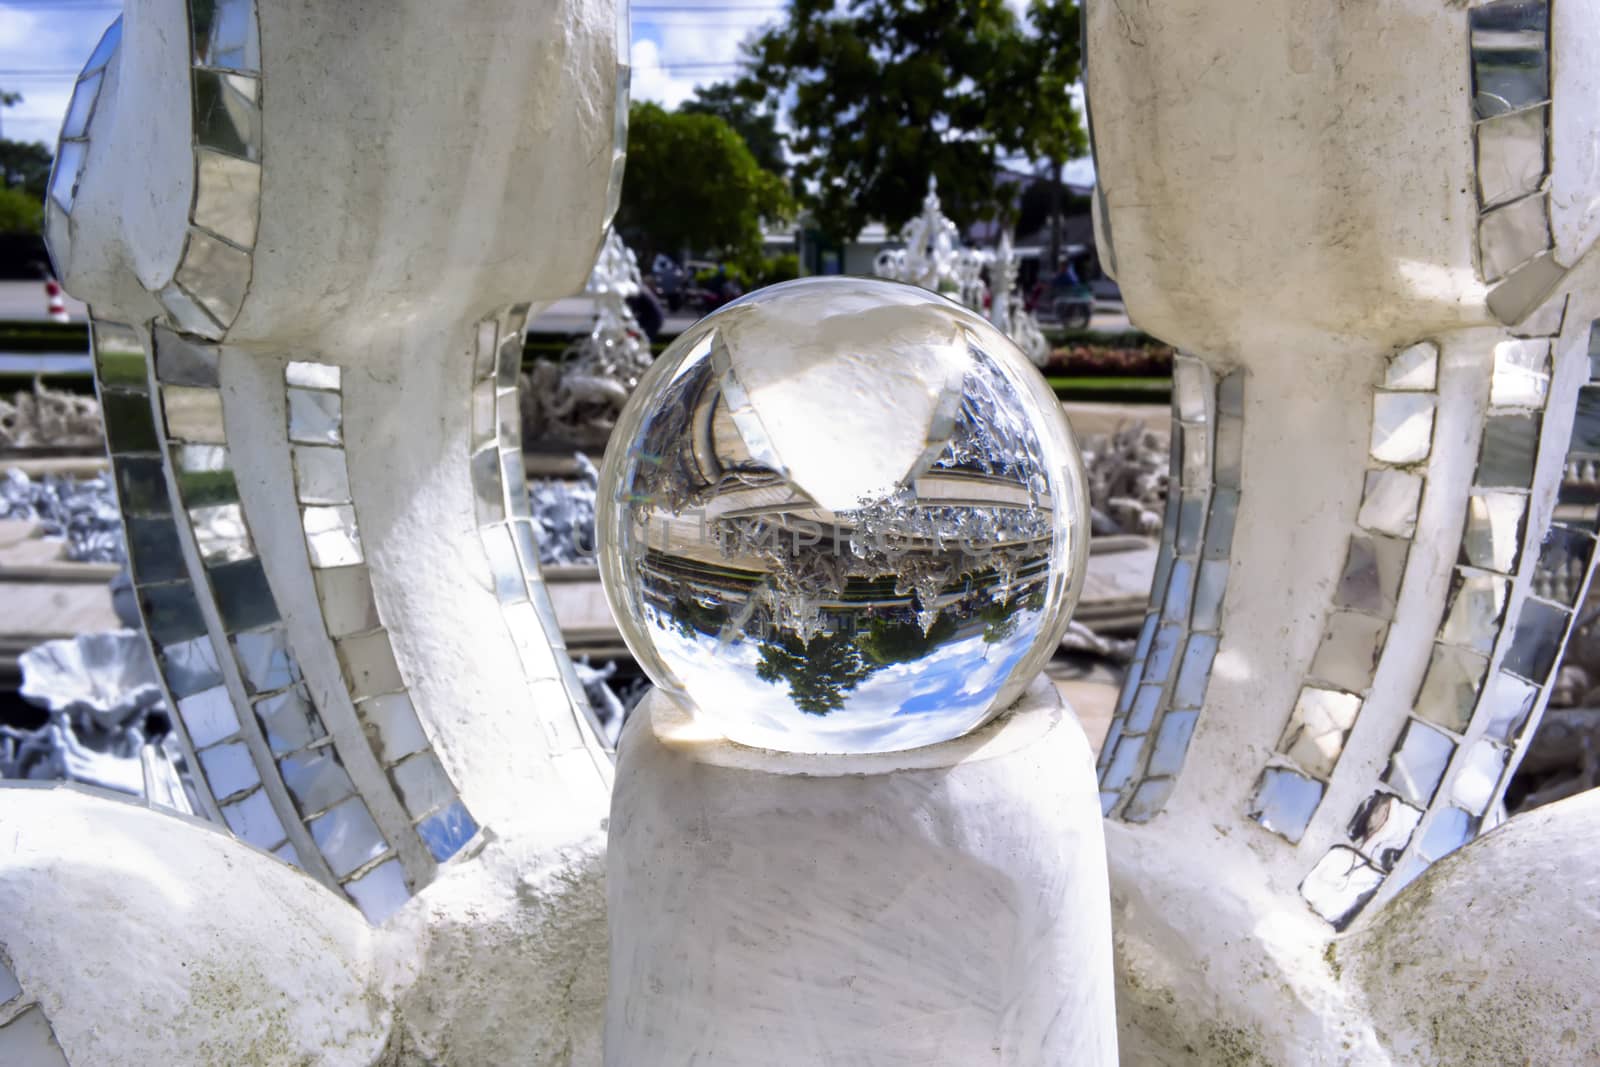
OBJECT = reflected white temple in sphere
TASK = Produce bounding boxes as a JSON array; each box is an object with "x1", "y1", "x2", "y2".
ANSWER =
[{"x1": 597, "y1": 276, "x2": 1090, "y2": 754}]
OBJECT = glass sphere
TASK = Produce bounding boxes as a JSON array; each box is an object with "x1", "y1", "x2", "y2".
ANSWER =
[{"x1": 596, "y1": 276, "x2": 1089, "y2": 754}]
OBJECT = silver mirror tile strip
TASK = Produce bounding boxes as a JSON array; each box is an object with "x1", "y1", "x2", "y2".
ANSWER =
[
  {"x1": 469, "y1": 310, "x2": 614, "y2": 764},
  {"x1": 1300, "y1": 313, "x2": 1596, "y2": 929},
  {"x1": 1098, "y1": 356, "x2": 1243, "y2": 821},
  {"x1": 154, "y1": 2, "x2": 263, "y2": 340},
  {"x1": 1253, "y1": 343, "x2": 1440, "y2": 853},
  {"x1": 284, "y1": 360, "x2": 481, "y2": 920}
]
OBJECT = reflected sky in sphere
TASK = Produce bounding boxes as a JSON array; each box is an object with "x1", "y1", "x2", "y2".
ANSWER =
[{"x1": 597, "y1": 277, "x2": 1089, "y2": 754}]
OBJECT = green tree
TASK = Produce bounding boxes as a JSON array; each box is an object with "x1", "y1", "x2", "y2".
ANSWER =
[
  {"x1": 755, "y1": 631, "x2": 878, "y2": 715},
  {"x1": 617, "y1": 102, "x2": 794, "y2": 265},
  {"x1": 680, "y1": 82, "x2": 787, "y2": 178},
  {"x1": 0, "y1": 185, "x2": 41, "y2": 234},
  {"x1": 0, "y1": 140, "x2": 52, "y2": 201},
  {"x1": 743, "y1": 0, "x2": 1085, "y2": 243}
]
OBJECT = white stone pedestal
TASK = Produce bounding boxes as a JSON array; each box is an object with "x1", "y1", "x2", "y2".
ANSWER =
[{"x1": 604, "y1": 675, "x2": 1117, "y2": 1066}]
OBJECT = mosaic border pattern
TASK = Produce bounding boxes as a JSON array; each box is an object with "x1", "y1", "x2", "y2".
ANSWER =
[
  {"x1": 156, "y1": 0, "x2": 264, "y2": 338},
  {"x1": 469, "y1": 310, "x2": 610, "y2": 755},
  {"x1": 43, "y1": 17, "x2": 119, "y2": 271},
  {"x1": 1097, "y1": 356, "x2": 1244, "y2": 820},
  {"x1": 1297, "y1": 315, "x2": 1600, "y2": 930},
  {"x1": 1247, "y1": 343, "x2": 1438, "y2": 847},
  {"x1": 283, "y1": 359, "x2": 481, "y2": 917},
  {"x1": 0, "y1": 949, "x2": 69, "y2": 1066},
  {"x1": 1470, "y1": 0, "x2": 1569, "y2": 325},
  {"x1": 94, "y1": 319, "x2": 223, "y2": 822}
]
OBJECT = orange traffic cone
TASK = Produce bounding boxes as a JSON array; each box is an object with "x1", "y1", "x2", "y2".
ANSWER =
[{"x1": 46, "y1": 279, "x2": 69, "y2": 323}]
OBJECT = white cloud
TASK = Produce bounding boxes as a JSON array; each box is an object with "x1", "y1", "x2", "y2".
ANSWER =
[
  {"x1": 628, "y1": 1, "x2": 782, "y2": 109},
  {"x1": 0, "y1": 2, "x2": 119, "y2": 146}
]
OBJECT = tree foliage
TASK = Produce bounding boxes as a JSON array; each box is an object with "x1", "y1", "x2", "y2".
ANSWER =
[
  {"x1": 680, "y1": 82, "x2": 788, "y2": 179},
  {"x1": 0, "y1": 184, "x2": 41, "y2": 234},
  {"x1": 743, "y1": 0, "x2": 1084, "y2": 241},
  {"x1": 617, "y1": 101, "x2": 794, "y2": 265}
]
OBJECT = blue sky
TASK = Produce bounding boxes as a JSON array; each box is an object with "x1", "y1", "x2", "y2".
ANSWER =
[
  {"x1": 1, "y1": 0, "x2": 1092, "y2": 182},
  {"x1": 0, "y1": 0, "x2": 791, "y2": 145}
]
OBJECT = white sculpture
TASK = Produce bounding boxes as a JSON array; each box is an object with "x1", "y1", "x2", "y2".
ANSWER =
[
  {"x1": 10, "y1": 0, "x2": 624, "y2": 1061},
  {"x1": 875, "y1": 180, "x2": 1050, "y2": 366},
  {"x1": 524, "y1": 229, "x2": 655, "y2": 447},
  {"x1": 1086, "y1": 0, "x2": 1600, "y2": 1061},
  {"x1": 16, "y1": 0, "x2": 1600, "y2": 1063}
]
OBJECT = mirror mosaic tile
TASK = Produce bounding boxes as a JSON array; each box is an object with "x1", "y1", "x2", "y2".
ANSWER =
[
  {"x1": 303, "y1": 505, "x2": 364, "y2": 568},
  {"x1": 153, "y1": 328, "x2": 220, "y2": 387},
  {"x1": 158, "y1": 283, "x2": 223, "y2": 339},
  {"x1": 1346, "y1": 791, "x2": 1422, "y2": 871},
  {"x1": 1450, "y1": 739, "x2": 1509, "y2": 816},
  {"x1": 221, "y1": 787, "x2": 286, "y2": 849},
  {"x1": 1333, "y1": 533, "x2": 1408, "y2": 619},
  {"x1": 359, "y1": 692, "x2": 429, "y2": 765},
  {"x1": 208, "y1": 557, "x2": 279, "y2": 633},
  {"x1": 140, "y1": 581, "x2": 208, "y2": 646},
  {"x1": 1475, "y1": 413, "x2": 1540, "y2": 487},
  {"x1": 1417, "y1": 805, "x2": 1478, "y2": 862},
  {"x1": 418, "y1": 801, "x2": 479, "y2": 863},
  {"x1": 1357, "y1": 468, "x2": 1423, "y2": 538},
  {"x1": 280, "y1": 749, "x2": 357, "y2": 817},
  {"x1": 127, "y1": 516, "x2": 186, "y2": 583},
  {"x1": 1501, "y1": 596, "x2": 1569, "y2": 681},
  {"x1": 1248, "y1": 766, "x2": 1324, "y2": 843},
  {"x1": 189, "y1": 502, "x2": 254, "y2": 565},
  {"x1": 192, "y1": 0, "x2": 261, "y2": 72},
  {"x1": 1488, "y1": 338, "x2": 1550, "y2": 407},
  {"x1": 174, "y1": 229, "x2": 252, "y2": 324},
  {"x1": 233, "y1": 626, "x2": 299, "y2": 694},
  {"x1": 1370, "y1": 393, "x2": 1435, "y2": 465},
  {"x1": 198, "y1": 740, "x2": 258, "y2": 801},
  {"x1": 193, "y1": 68, "x2": 261, "y2": 159},
  {"x1": 1469, "y1": 0, "x2": 1549, "y2": 120},
  {"x1": 193, "y1": 149, "x2": 261, "y2": 248},
  {"x1": 160, "y1": 634, "x2": 224, "y2": 698},
  {"x1": 1383, "y1": 718, "x2": 1457, "y2": 807},
  {"x1": 1300, "y1": 846, "x2": 1384, "y2": 930},
  {"x1": 1191, "y1": 559, "x2": 1229, "y2": 632},
  {"x1": 179, "y1": 684, "x2": 239, "y2": 749},
  {"x1": 285, "y1": 361, "x2": 341, "y2": 391},
  {"x1": 1171, "y1": 634, "x2": 1218, "y2": 710},
  {"x1": 161, "y1": 385, "x2": 226, "y2": 444},
  {"x1": 1278, "y1": 686, "x2": 1362, "y2": 779},
  {"x1": 254, "y1": 686, "x2": 324, "y2": 755},
  {"x1": 1310, "y1": 611, "x2": 1389, "y2": 694},
  {"x1": 391, "y1": 752, "x2": 454, "y2": 819},
  {"x1": 345, "y1": 859, "x2": 409, "y2": 924},
  {"x1": 1459, "y1": 492, "x2": 1527, "y2": 573},
  {"x1": 308, "y1": 797, "x2": 386, "y2": 878},
  {"x1": 288, "y1": 388, "x2": 343, "y2": 446},
  {"x1": 315, "y1": 565, "x2": 382, "y2": 637},
  {"x1": 1414, "y1": 643, "x2": 1489, "y2": 733},
  {"x1": 1475, "y1": 105, "x2": 1548, "y2": 209},
  {"x1": 1483, "y1": 670, "x2": 1539, "y2": 742},
  {"x1": 292, "y1": 445, "x2": 352, "y2": 505},
  {"x1": 1384, "y1": 342, "x2": 1438, "y2": 391},
  {"x1": 1533, "y1": 525, "x2": 1594, "y2": 605},
  {"x1": 1439, "y1": 570, "x2": 1509, "y2": 653},
  {"x1": 1146, "y1": 711, "x2": 1198, "y2": 778},
  {"x1": 336, "y1": 630, "x2": 405, "y2": 699},
  {"x1": 1122, "y1": 777, "x2": 1174, "y2": 824}
]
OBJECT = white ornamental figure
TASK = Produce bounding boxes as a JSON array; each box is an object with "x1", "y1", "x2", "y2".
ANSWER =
[
  {"x1": 1086, "y1": 0, "x2": 1600, "y2": 1062},
  {"x1": 6, "y1": 0, "x2": 625, "y2": 1062}
]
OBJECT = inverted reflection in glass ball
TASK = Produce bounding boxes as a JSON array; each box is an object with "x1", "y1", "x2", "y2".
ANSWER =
[{"x1": 596, "y1": 277, "x2": 1089, "y2": 754}]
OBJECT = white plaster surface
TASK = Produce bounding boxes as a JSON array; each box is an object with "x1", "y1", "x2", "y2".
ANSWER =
[
  {"x1": 1551, "y1": 2, "x2": 1600, "y2": 268},
  {"x1": 1086, "y1": 3, "x2": 1600, "y2": 1063},
  {"x1": 605, "y1": 676, "x2": 1117, "y2": 1066}
]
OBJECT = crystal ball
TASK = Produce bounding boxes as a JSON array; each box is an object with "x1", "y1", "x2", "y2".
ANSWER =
[{"x1": 596, "y1": 276, "x2": 1089, "y2": 754}]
